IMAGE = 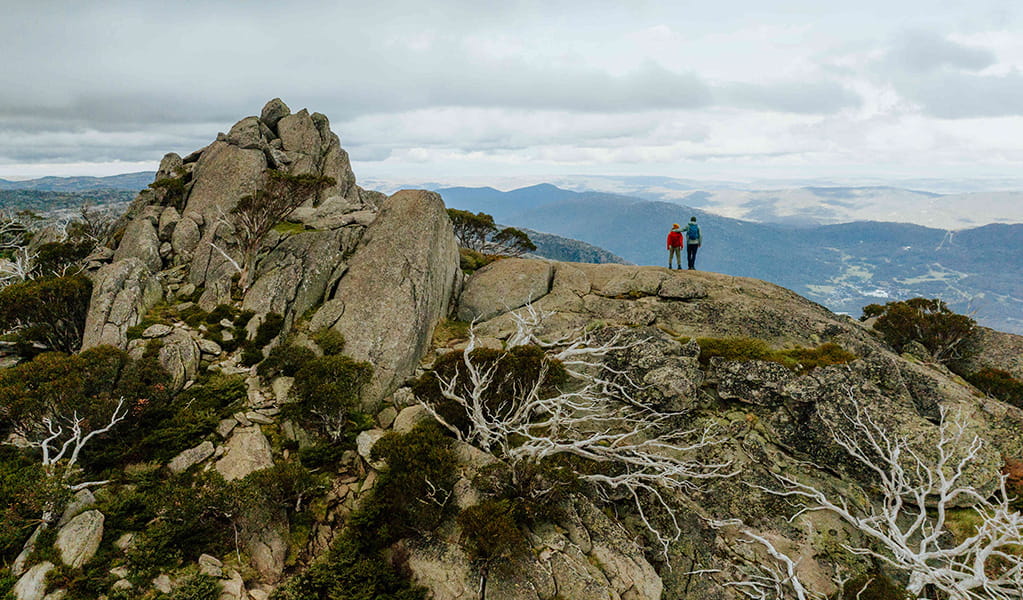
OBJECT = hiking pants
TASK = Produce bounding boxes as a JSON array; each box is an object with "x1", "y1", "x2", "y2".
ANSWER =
[
  {"x1": 668, "y1": 247, "x2": 683, "y2": 268},
  {"x1": 687, "y1": 244, "x2": 699, "y2": 269}
]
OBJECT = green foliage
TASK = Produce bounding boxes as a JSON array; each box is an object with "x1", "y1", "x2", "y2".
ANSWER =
[
  {"x1": 349, "y1": 423, "x2": 458, "y2": 549},
  {"x1": 312, "y1": 328, "x2": 346, "y2": 356},
  {"x1": 965, "y1": 368, "x2": 1023, "y2": 408},
  {"x1": 205, "y1": 304, "x2": 235, "y2": 324},
  {"x1": 473, "y1": 458, "x2": 582, "y2": 526},
  {"x1": 126, "y1": 472, "x2": 235, "y2": 580},
  {"x1": 288, "y1": 354, "x2": 373, "y2": 441},
  {"x1": 234, "y1": 461, "x2": 323, "y2": 523},
  {"x1": 0, "y1": 448, "x2": 68, "y2": 563},
  {"x1": 252, "y1": 312, "x2": 285, "y2": 347},
  {"x1": 270, "y1": 533, "x2": 426, "y2": 600},
  {"x1": 0, "y1": 569, "x2": 15, "y2": 599},
  {"x1": 862, "y1": 297, "x2": 977, "y2": 365},
  {"x1": 0, "y1": 345, "x2": 173, "y2": 476},
  {"x1": 696, "y1": 337, "x2": 857, "y2": 373},
  {"x1": 411, "y1": 345, "x2": 567, "y2": 438},
  {"x1": 458, "y1": 247, "x2": 498, "y2": 274},
  {"x1": 32, "y1": 241, "x2": 93, "y2": 278},
  {"x1": 492, "y1": 226, "x2": 536, "y2": 256},
  {"x1": 164, "y1": 574, "x2": 220, "y2": 600},
  {"x1": 0, "y1": 274, "x2": 92, "y2": 354},
  {"x1": 258, "y1": 343, "x2": 316, "y2": 379},
  {"x1": 457, "y1": 500, "x2": 524, "y2": 563},
  {"x1": 149, "y1": 176, "x2": 187, "y2": 210},
  {"x1": 447, "y1": 208, "x2": 534, "y2": 257}
]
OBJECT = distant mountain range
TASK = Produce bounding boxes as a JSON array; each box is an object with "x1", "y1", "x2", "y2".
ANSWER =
[
  {"x1": 437, "y1": 184, "x2": 1023, "y2": 335},
  {"x1": 0, "y1": 172, "x2": 153, "y2": 192}
]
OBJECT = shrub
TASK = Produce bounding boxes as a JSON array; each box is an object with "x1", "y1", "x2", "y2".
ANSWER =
[
  {"x1": 165, "y1": 574, "x2": 220, "y2": 600},
  {"x1": 965, "y1": 368, "x2": 1023, "y2": 408},
  {"x1": 862, "y1": 298, "x2": 977, "y2": 365},
  {"x1": 289, "y1": 355, "x2": 373, "y2": 441},
  {"x1": 253, "y1": 313, "x2": 285, "y2": 347},
  {"x1": 126, "y1": 472, "x2": 235, "y2": 579},
  {"x1": 312, "y1": 328, "x2": 346, "y2": 356},
  {"x1": 696, "y1": 337, "x2": 857, "y2": 373},
  {"x1": 349, "y1": 423, "x2": 458, "y2": 549},
  {"x1": 458, "y1": 248, "x2": 498, "y2": 273},
  {"x1": 0, "y1": 448, "x2": 68, "y2": 563},
  {"x1": 258, "y1": 344, "x2": 316, "y2": 379},
  {"x1": 473, "y1": 458, "x2": 583, "y2": 527},
  {"x1": 240, "y1": 344, "x2": 264, "y2": 367},
  {"x1": 411, "y1": 344, "x2": 566, "y2": 438},
  {"x1": 457, "y1": 499, "x2": 524, "y2": 563},
  {"x1": 32, "y1": 241, "x2": 93, "y2": 278},
  {"x1": 270, "y1": 533, "x2": 426, "y2": 600},
  {"x1": 149, "y1": 176, "x2": 187, "y2": 210},
  {"x1": 0, "y1": 274, "x2": 92, "y2": 354}
]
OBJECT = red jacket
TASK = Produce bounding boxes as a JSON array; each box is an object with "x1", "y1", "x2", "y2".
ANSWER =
[{"x1": 667, "y1": 230, "x2": 684, "y2": 248}]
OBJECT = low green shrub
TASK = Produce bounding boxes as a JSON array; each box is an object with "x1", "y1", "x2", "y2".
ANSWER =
[
  {"x1": 862, "y1": 297, "x2": 977, "y2": 365},
  {"x1": 0, "y1": 274, "x2": 92, "y2": 354},
  {"x1": 458, "y1": 248, "x2": 498, "y2": 273},
  {"x1": 312, "y1": 329, "x2": 346, "y2": 356},
  {"x1": 696, "y1": 337, "x2": 856, "y2": 373},
  {"x1": 0, "y1": 448, "x2": 67, "y2": 563},
  {"x1": 349, "y1": 423, "x2": 458, "y2": 549},
  {"x1": 288, "y1": 355, "x2": 372, "y2": 441},
  {"x1": 160, "y1": 574, "x2": 221, "y2": 600},
  {"x1": 457, "y1": 499, "x2": 523, "y2": 562},
  {"x1": 32, "y1": 241, "x2": 93, "y2": 278},
  {"x1": 253, "y1": 313, "x2": 285, "y2": 347},
  {"x1": 258, "y1": 344, "x2": 316, "y2": 379},
  {"x1": 965, "y1": 368, "x2": 1023, "y2": 408},
  {"x1": 270, "y1": 533, "x2": 426, "y2": 600}
]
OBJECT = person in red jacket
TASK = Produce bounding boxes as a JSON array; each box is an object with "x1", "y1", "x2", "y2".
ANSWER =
[{"x1": 666, "y1": 223, "x2": 684, "y2": 269}]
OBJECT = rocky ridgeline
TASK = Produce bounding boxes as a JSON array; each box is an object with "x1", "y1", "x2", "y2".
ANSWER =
[{"x1": 12, "y1": 101, "x2": 1023, "y2": 600}]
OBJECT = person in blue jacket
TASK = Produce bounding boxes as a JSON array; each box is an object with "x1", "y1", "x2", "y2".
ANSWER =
[{"x1": 685, "y1": 216, "x2": 701, "y2": 270}]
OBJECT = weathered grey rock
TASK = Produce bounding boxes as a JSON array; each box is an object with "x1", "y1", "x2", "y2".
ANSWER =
[
  {"x1": 311, "y1": 190, "x2": 460, "y2": 408},
  {"x1": 215, "y1": 426, "x2": 274, "y2": 481},
  {"x1": 159, "y1": 329, "x2": 201, "y2": 391},
  {"x1": 217, "y1": 418, "x2": 237, "y2": 438},
  {"x1": 158, "y1": 207, "x2": 181, "y2": 242},
  {"x1": 197, "y1": 338, "x2": 222, "y2": 356},
  {"x1": 183, "y1": 140, "x2": 266, "y2": 223},
  {"x1": 404, "y1": 540, "x2": 475, "y2": 600},
  {"x1": 356, "y1": 429, "x2": 387, "y2": 469},
  {"x1": 152, "y1": 574, "x2": 172, "y2": 593},
  {"x1": 244, "y1": 411, "x2": 274, "y2": 425},
  {"x1": 377, "y1": 406, "x2": 397, "y2": 428},
  {"x1": 260, "y1": 98, "x2": 291, "y2": 131},
  {"x1": 198, "y1": 554, "x2": 223, "y2": 578},
  {"x1": 657, "y1": 275, "x2": 708, "y2": 300},
  {"x1": 13, "y1": 561, "x2": 54, "y2": 600},
  {"x1": 112, "y1": 217, "x2": 162, "y2": 273},
  {"x1": 393, "y1": 405, "x2": 432, "y2": 433},
  {"x1": 156, "y1": 152, "x2": 184, "y2": 181},
  {"x1": 57, "y1": 489, "x2": 96, "y2": 527},
  {"x1": 220, "y1": 570, "x2": 246, "y2": 600},
  {"x1": 272, "y1": 377, "x2": 294, "y2": 403},
  {"x1": 82, "y1": 258, "x2": 163, "y2": 350},
  {"x1": 170, "y1": 215, "x2": 201, "y2": 261},
  {"x1": 277, "y1": 109, "x2": 321, "y2": 156},
  {"x1": 55, "y1": 510, "x2": 104, "y2": 568},
  {"x1": 457, "y1": 258, "x2": 553, "y2": 322},
  {"x1": 243, "y1": 228, "x2": 362, "y2": 325},
  {"x1": 240, "y1": 509, "x2": 288, "y2": 583},
  {"x1": 168, "y1": 440, "x2": 215, "y2": 473},
  {"x1": 226, "y1": 116, "x2": 263, "y2": 149},
  {"x1": 142, "y1": 323, "x2": 173, "y2": 338}
]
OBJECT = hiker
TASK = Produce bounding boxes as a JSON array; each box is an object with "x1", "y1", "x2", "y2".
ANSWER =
[
  {"x1": 685, "y1": 216, "x2": 701, "y2": 270},
  {"x1": 666, "y1": 223, "x2": 684, "y2": 269}
]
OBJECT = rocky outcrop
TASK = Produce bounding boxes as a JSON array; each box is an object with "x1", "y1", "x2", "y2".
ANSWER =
[
  {"x1": 13, "y1": 562, "x2": 54, "y2": 600},
  {"x1": 55, "y1": 510, "x2": 104, "y2": 568},
  {"x1": 215, "y1": 426, "x2": 274, "y2": 481},
  {"x1": 311, "y1": 190, "x2": 460, "y2": 408},
  {"x1": 168, "y1": 440, "x2": 215, "y2": 474},
  {"x1": 82, "y1": 258, "x2": 162, "y2": 350},
  {"x1": 457, "y1": 258, "x2": 553, "y2": 322}
]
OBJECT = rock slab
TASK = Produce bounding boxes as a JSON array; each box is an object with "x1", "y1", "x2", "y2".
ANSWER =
[{"x1": 55, "y1": 510, "x2": 104, "y2": 568}]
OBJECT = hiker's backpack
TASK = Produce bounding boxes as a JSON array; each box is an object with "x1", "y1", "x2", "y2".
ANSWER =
[{"x1": 687, "y1": 222, "x2": 700, "y2": 242}]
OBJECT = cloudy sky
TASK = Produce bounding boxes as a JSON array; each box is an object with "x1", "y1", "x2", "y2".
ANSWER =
[{"x1": 4, "y1": 0, "x2": 1023, "y2": 185}]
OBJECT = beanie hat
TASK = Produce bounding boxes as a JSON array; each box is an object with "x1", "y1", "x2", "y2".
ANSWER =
[
  {"x1": 690, "y1": 216, "x2": 697, "y2": 222},
  {"x1": 672, "y1": 223, "x2": 680, "y2": 229}
]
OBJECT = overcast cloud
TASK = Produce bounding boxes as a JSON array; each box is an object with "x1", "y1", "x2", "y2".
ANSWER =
[{"x1": 2, "y1": 0, "x2": 1023, "y2": 182}]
